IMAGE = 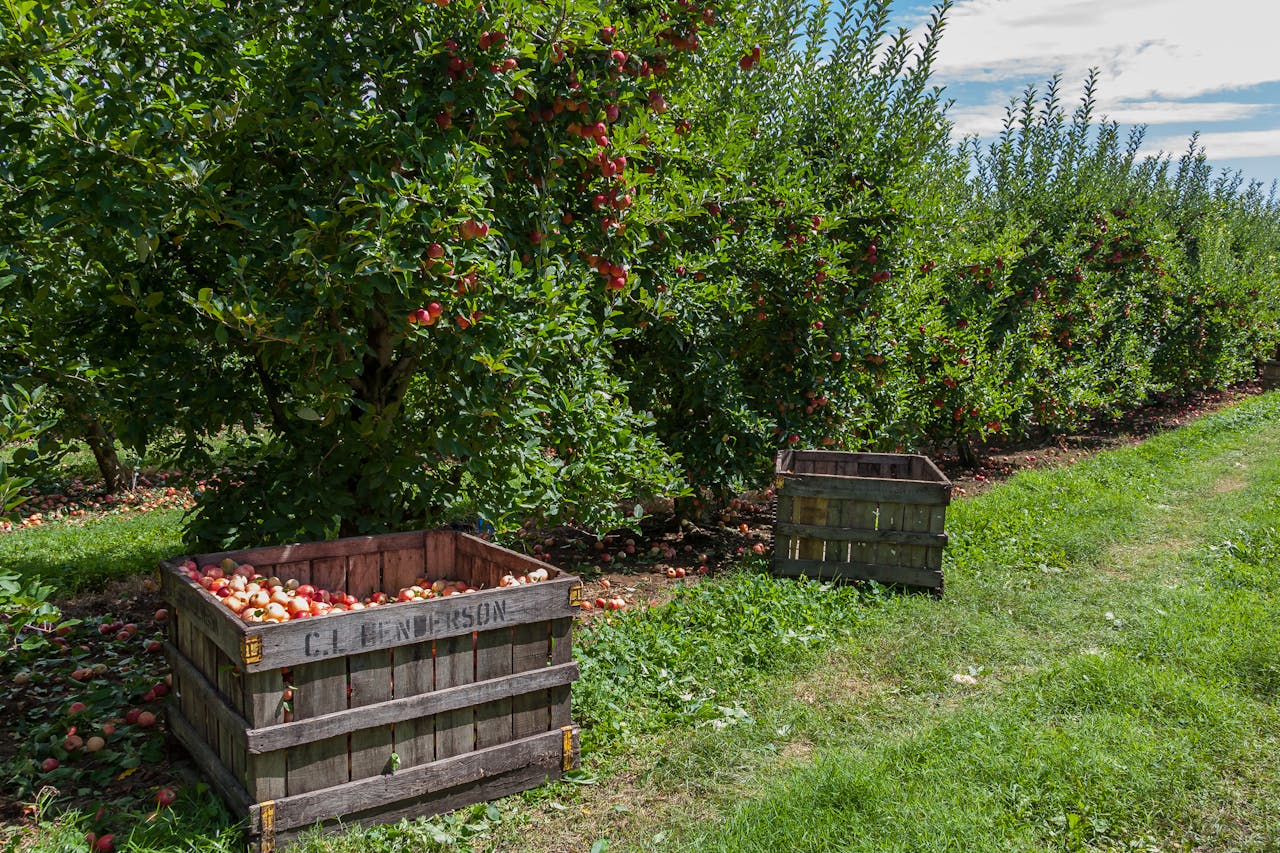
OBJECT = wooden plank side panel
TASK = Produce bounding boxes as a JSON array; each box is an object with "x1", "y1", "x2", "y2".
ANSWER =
[
  {"x1": 511, "y1": 621, "x2": 551, "y2": 738},
  {"x1": 286, "y1": 658, "x2": 349, "y2": 796},
  {"x1": 187, "y1": 532, "x2": 425, "y2": 576},
  {"x1": 899, "y1": 502, "x2": 934, "y2": 569},
  {"x1": 391, "y1": 641, "x2": 435, "y2": 769},
  {"x1": 269, "y1": 560, "x2": 312, "y2": 585},
  {"x1": 793, "y1": 496, "x2": 829, "y2": 561},
  {"x1": 247, "y1": 663, "x2": 577, "y2": 755},
  {"x1": 876, "y1": 501, "x2": 904, "y2": 569},
  {"x1": 474, "y1": 627, "x2": 513, "y2": 749},
  {"x1": 781, "y1": 475, "x2": 950, "y2": 504},
  {"x1": 310, "y1": 556, "x2": 348, "y2": 600},
  {"x1": 381, "y1": 547, "x2": 425, "y2": 593},
  {"x1": 346, "y1": 553, "x2": 381, "y2": 600},
  {"x1": 244, "y1": 669, "x2": 287, "y2": 801},
  {"x1": 823, "y1": 498, "x2": 848, "y2": 564},
  {"x1": 253, "y1": 729, "x2": 570, "y2": 836},
  {"x1": 424, "y1": 530, "x2": 457, "y2": 579},
  {"x1": 772, "y1": 558, "x2": 942, "y2": 589},
  {"x1": 548, "y1": 617, "x2": 573, "y2": 729},
  {"x1": 773, "y1": 493, "x2": 796, "y2": 563},
  {"x1": 433, "y1": 634, "x2": 475, "y2": 759},
  {"x1": 213, "y1": 643, "x2": 243, "y2": 787},
  {"x1": 927, "y1": 505, "x2": 948, "y2": 571},
  {"x1": 348, "y1": 649, "x2": 394, "y2": 780}
]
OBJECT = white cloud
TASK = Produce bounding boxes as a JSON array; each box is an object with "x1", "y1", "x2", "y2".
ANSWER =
[
  {"x1": 1141, "y1": 128, "x2": 1280, "y2": 161},
  {"x1": 947, "y1": 100, "x2": 1272, "y2": 138},
  {"x1": 913, "y1": 0, "x2": 1280, "y2": 153},
  {"x1": 930, "y1": 0, "x2": 1280, "y2": 103}
]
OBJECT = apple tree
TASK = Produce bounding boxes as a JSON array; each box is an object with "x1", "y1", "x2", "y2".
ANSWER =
[{"x1": 1, "y1": 0, "x2": 739, "y2": 545}]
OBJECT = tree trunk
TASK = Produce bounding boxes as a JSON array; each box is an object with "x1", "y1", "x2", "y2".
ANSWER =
[
  {"x1": 83, "y1": 417, "x2": 131, "y2": 493},
  {"x1": 957, "y1": 437, "x2": 979, "y2": 470}
]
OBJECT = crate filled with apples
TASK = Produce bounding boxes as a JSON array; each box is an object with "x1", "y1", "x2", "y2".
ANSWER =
[
  {"x1": 184, "y1": 558, "x2": 552, "y2": 624},
  {"x1": 159, "y1": 529, "x2": 582, "y2": 852}
]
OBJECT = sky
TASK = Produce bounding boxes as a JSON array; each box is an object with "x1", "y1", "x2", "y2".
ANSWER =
[{"x1": 895, "y1": 0, "x2": 1280, "y2": 190}]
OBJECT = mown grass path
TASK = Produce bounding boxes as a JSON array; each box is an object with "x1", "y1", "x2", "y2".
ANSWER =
[{"x1": 489, "y1": 394, "x2": 1280, "y2": 852}]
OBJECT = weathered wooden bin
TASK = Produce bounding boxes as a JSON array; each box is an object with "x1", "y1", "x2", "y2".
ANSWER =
[
  {"x1": 772, "y1": 450, "x2": 952, "y2": 594},
  {"x1": 159, "y1": 529, "x2": 582, "y2": 851},
  {"x1": 1261, "y1": 359, "x2": 1280, "y2": 390}
]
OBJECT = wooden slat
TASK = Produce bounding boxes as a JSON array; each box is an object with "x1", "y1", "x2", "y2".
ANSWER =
[
  {"x1": 474, "y1": 628, "x2": 513, "y2": 749},
  {"x1": 214, "y1": 644, "x2": 240, "y2": 784},
  {"x1": 243, "y1": 576, "x2": 578, "y2": 672},
  {"x1": 348, "y1": 649, "x2": 394, "y2": 780},
  {"x1": 773, "y1": 492, "x2": 796, "y2": 562},
  {"x1": 779, "y1": 474, "x2": 951, "y2": 504},
  {"x1": 774, "y1": 522, "x2": 948, "y2": 547},
  {"x1": 251, "y1": 729, "x2": 570, "y2": 835},
  {"x1": 899, "y1": 502, "x2": 935, "y2": 569},
  {"x1": 423, "y1": 529, "x2": 456, "y2": 577},
  {"x1": 310, "y1": 556, "x2": 347, "y2": 600},
  {"x1": 381, "y1": 548, "x2": 425, "y2": 593},
  {"x1": 793, "y1": 496, "x2": 829, "y2": 561},
  {"x1": 456, "y1": 533, "x2": 560, "y2": 579},
  {"x1": 286, "y1": 658, "x2": 349, "y2": 795},
  {"x1": 548, "y1": 618, "x2": 573, "y2": 729},
  {"x1": 433, "y1": 634, "x2": 475, "y2": 759},
  {"x1": 346, "y1": 553, "x2": 381, "y2": 600},
  {"x1": 259, "y1": 757, "x2": 566, "y2": 851},
  {"x1": 244, "y1": 669, "x2": 286, "y2": 801},
  {"x1": 877, "y1": 501, "x2": 905, "y2": 569},
  {"x1": 511, "y1": 622, "x2": 550, "y2": 738},
  {"x1": 844, "y1": 500, "x2": 879, "y2": 565},
  {"x1": 168, "y1": 703, "x2": 252, "y2": 817},
  {"x1": 247, "y1": 662, "x2": 579, "y2": 754},
  {"x1": 391, "y1": 641, "x2": 434, "y2": 769},
  {"x1": 164, "y1": 641, "x2": 250, "y2": 755},
  {"x1": 927, "y1": 505, "x2": 947, "y2": 571},
  {"x1": 772, "y1": 557, "x2": 942, "y2": 589},
  {"x1": 186, "y1": 532, "x2": 426, "y2": 574},
  {"x1": 265, "y1": 560, "x2": 311, "y2": 585}
]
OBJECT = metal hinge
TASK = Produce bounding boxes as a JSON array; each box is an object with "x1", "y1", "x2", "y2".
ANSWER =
[
  {"x1": 568, "y1": 582, "x2": 584, "y2": 607},
  {"x1": 241, "y1": 635, "x2": 264, "y2": 666},
  {"x1": 258, "y1": 800, "x2": 276, "y2": 852},
  {"x1": 561, "y1": 725, "x2": 575, "y2": 772}
]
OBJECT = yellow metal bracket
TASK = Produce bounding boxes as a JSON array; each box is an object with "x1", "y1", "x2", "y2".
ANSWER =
[
  {"x1": 258, "y1": 800, "x2": 276, "y2": 852},
  {"x1": 568, "y1": 582, "x2": 584, "y2": 607},
  {"x1": 561, "y1": 726, "x2": 576, "y2": 771},
  {"x1": 241, "y1": 635, "x2": 264, "y2": 666}
]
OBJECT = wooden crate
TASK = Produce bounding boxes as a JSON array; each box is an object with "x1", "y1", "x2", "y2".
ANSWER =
[
  {"x1": 772, "y1": 450, "x2": 952, "y2": 593},
  {"x1": 1261, "y1": 359, "x2": 1280, "y2": 390},
  {"x1": 159, "y1": 529, "x2": 582, "y2": 851}
]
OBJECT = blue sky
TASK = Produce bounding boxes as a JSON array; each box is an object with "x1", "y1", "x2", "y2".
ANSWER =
[{"x1": 895, "y1": 0, "x2": 1280, "y2": 190}]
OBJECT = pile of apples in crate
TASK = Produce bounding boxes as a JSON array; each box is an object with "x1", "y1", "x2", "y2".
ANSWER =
[{"x1": 181, "y1": 558, "x2": 550, "y2": 624}]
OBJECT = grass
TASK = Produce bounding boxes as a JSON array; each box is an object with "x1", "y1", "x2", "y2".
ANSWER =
[
  {"x1": 0, "y1": 508, "x2": 185, "y2": 591},
  {"x1": 5, "y1": 393, "x2": 1280, "y2": 851}
]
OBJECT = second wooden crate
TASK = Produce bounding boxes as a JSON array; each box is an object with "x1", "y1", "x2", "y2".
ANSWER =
[{"x1": 771, "y1": 450, "x2": 952, "y2": 593}]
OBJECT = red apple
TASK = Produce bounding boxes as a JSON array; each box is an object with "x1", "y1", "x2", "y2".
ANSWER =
[{"x1": 41, "y1": 757, "x2": 59, "y2": 772}]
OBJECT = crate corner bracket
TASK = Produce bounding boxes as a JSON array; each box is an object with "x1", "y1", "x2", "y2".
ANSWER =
[
  {"x1": 241, "y1": 635, "x2": 264, "y2": 666},
  {"x1": 568, "y1": 582, "x2": 584, "y2": 608},
  {"x1": 561, "y1": 725, "x2": 575, "y2": 771}
]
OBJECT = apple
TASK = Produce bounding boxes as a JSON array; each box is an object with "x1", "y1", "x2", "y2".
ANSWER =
[
  {"x1": 85, "y1": 736, "x2": 106, "y2": 752},
  {"x1": 155, "y1": 787, "x2": 178, "y2": 808},
  {"x1": 125, "y1": 708, "x2": 142, "y2": 725},
  {"x1": 92, "y1": 833, "x2": 115, "y2": 853},
  {"x1": 136, "y1": 710, "x2": 157, "y2": 728},
  {"x1": 101, "y1": 723, "x2": 116, "y2": 736},
  {"x1": 41, "y1": 757, "x2": 59, "y2": 772}
]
